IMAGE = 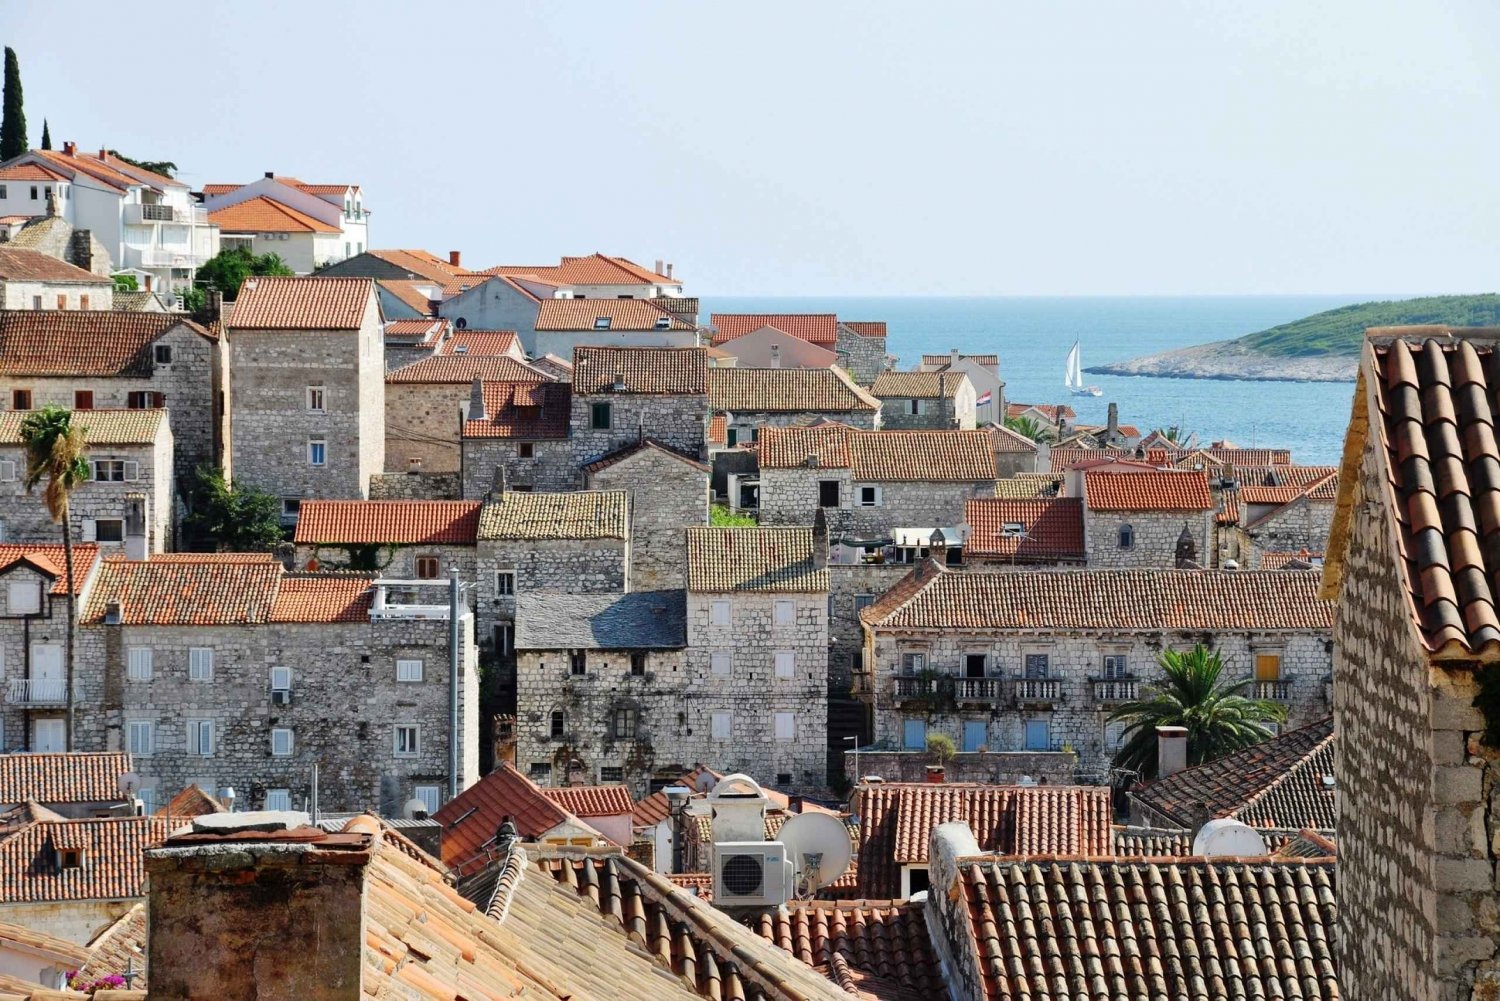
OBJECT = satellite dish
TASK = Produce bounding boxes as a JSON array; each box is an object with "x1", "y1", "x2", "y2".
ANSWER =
[
  {"x1": 117, "y1": 772, "x2": 141, "y2": 796},
  {"x1": 1192, "y1": 817, "x2": 1268, "y2": 858},
  {"x1": 402, "y1": 798, "x2": 429, "y2": 820},
  {"x1": 455, "y1": 317, "x2": 468, "y2": 329},
  {"x1": 779, "y1": 811, "x2": 852, "y2": 894}
]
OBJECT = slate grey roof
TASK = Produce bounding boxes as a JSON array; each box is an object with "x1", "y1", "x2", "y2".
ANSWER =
[{"x1": 515, "y1": 590, "x2": 687, "y2": 650}]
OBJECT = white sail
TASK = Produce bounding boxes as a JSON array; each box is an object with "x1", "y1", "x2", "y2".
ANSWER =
[{"x1": 1065, "y1": 341, "x2": 1082, "y2": 390}]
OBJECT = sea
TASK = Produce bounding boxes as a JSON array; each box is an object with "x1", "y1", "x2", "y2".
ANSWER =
[{"x1": 702, "y1": 295, "x2": 1363, "y2": 465}]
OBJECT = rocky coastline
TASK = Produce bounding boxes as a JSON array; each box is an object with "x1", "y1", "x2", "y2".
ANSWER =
[{"x1": 1086, "y1": 339, "x2": 1357, "y2": 383}]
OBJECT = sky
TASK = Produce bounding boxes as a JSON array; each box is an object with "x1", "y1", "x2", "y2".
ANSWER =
[{"x1": 8, "y1": 0, "x2": 1498, "y2": 296}]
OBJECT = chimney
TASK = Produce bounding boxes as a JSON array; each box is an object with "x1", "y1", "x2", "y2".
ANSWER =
[
  {"x1": 124, "y1": 495, "x2": 148, "y2": 561},
  {"x1": 467, "y1": 378, "x2": 486, "y2": 421},
  {"x1": 264, "y1": 171, "x2": 274, "y2": 179},
  {"x1": 63, "y1": 141, "x2": 76, "y2": 157},
  {"x1": 145, "y1": 813, "x2": 373, "y2": 1001},
  {"x1": 69, "y1": 230, "x2": 93, "y2": 274},
  {"x1": 44, "y1": 189, "x2": 59, "y2": 218},
  {"x1": 98, "y1": 148, "x2": 108, "y2": 160},
  {"x1": 950, "y1": 347, "x2": 960, "y2": 367},
  {"x1": 1107, "y1": 402, "x2": 1119, "y2": 436},
  {"x1": 489, "y1": 464, "x2": 507, "y2": 502},
  {"x1": 666, "y1": 262, "x2": 674, "y2": 279},
  {"x1": 1156, "y1": 725, "x2": 1188, "y2": 778},
  {"x1": 449, "y1": 250, "x2": 461, "y2": 268},
  {"x1": 770, "y1": 343, "x2": 781, "y2": 369},
  {"x1": 812, "y1": 508, "x2": 828, "y2": 570},
  {"x1": 804, "y1": 452, "x2": 818, "y2": 468},
  {"x1": 655, "y1": 258, "x2": 664, "y2": 276},
  {"x1": 206, "y1": 289, "x2": 223, "y2": 323}
]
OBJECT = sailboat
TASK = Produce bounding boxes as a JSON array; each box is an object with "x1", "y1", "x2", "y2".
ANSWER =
[{"x1": 1065, "y1": 340, "x2": 1103, "y2": 397}]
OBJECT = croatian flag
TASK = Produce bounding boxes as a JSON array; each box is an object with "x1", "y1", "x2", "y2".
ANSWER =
[{"x1": 975, "y1": 391, "x2": 992, "y2": 407}]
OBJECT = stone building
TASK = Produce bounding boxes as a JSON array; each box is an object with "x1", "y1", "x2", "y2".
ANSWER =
[
  {"x1": 3, "y1": 196, "x2": 114, "y2": 277},
  {"x1": 0, "y1": 543, "x2": 101, "y2": 754},
  {"x1": 986, "y1": 423, "x2": 1043, "y2": 477},
  {"x1": 382, "y1": 317, "x2": 448, "y2": 371},
  {"x1": 513, "y1": 589, "x2": 687, "y2": 795},
  {"x1": 706, "y1": 367, "x2": 881, "y2": 443},
  {"x1": 532, "y1": 298, "x2": 697, "y2": 359},
  {"x1": 709, "y1": 314, "x2": 889, "y2": 385},
  {"x1": 584, "y1": 440, "x2": 708, "y2": 590},
  {"x1": 75, "y1": 553, "x2": 479, "y2": 817},
  {"x1": 870, "y1": 371, "x2": 976, "y2": 430},
  {"x1": 460, "y1": 379, "x2": 576, "y2": 498},
  {"x1": 228, "y1": 276, "x2": 385, "y2": 515},
  {"x1": 291, "y1": 500, "x2": 480, "y2": 590},
  {"x1": 963, "y1": 497, "x2": 1087, "y2": 568},
  {"x1": 757, "y1": 425, "x2": 999, "y2": 543},
  {"x1": 0, "y1": 310, "x2": 223, "y2": 479},
  {"x1": 1077, "y1": 468, "x2": 1214, "y2": 568},
  {"x1": 0, "y1": 410, "x2": 174, "y2": 553},
  {"x1": 385, "y1": 353, "x2": 551, "y2": 477},
  {"x1": 683, "y1": 525, "x2": 830, "y2": 792},
  {"x1": 569, "y1": 346, "x2": 708, "y2": 466},
  {"x1": 0, "y1": 247, "x2": 113, "y2": 310},
  {"x1": 918, "y1": 350, "x2": 1004, "y2": 426},
  {"x1": 1233, "y1": 472, "x2": 1337, "y2": 568},
  {"x1": 1319, "y1": 327, "x2": 1500, "y2": 1000},
  {"x1": 857, "y1": 562, "x2": 1333, "y2": 783}
]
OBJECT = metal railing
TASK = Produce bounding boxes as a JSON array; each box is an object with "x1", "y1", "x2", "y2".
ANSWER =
[
  {"x1": 1013, "y1": 678, "x2": 1062, "y2": 703},
  {"x1": 6, "y1": 678, "x2": 65, "y2": 705},
  {"x1": 1091, "y1": 677, "x2": 1139, "y2": 702},
  {"x1": 128, "y1": 203, "x2": 209, "y2": 226},
  {"x1": 1255, "y1": 679, "x2": 1294, "y2": 701}
]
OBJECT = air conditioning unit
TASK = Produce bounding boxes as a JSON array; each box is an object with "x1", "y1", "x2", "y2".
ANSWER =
[
  {"x1": 271, "y1": 689, "x2": 292, "y2": 705},
  {"x1": 712, "y1": 841, "x2": 792, "y2": 907}
]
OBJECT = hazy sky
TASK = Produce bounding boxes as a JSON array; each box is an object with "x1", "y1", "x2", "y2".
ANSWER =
[{"x1": 10, "y1": 1, "x2": 1497, "y2": 295}]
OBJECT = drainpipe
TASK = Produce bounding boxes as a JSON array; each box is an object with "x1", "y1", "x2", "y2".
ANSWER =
[{"x1": 449, "y1": 565, "x2": 461, "y2": 799}]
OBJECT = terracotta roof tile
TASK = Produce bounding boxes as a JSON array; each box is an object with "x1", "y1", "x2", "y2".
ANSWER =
[
  {"x1": 0, "y1": 544, "x2": 99, "y2": 594},
  {"x1": 231, "y1": 276, "x2": 373, "y2": 330},
  {"x1": 760, "y1": 426, "x2": 998, "y2": 482},
  {"x1": 82, "y1": 554, "x2": 283, "y2": 625},
  {"x1": 742, "y1": 899, "x2": 942, "y2": 1000},
  {"x1": 539, "y1": 785, "x2": 634, "y2": 817},
  {"x1": 386, "y1": 354, "x2": 547, "y2": 384},
  {"x1": 0, "y1": 816, "x2": 178, "y2": 903},
  {"x1": 0, "y1": 310, "x2": 211, "y2": 376},
  {"x1": 1262, "y1": 550, "x2": 1325, "y2": 569},
  {"x1": 376, "y1": 278, "x2": 440, "y2": 315},
  {"x1": 294, "y1": 500, "x2": 481, "y2": 545},
  {"x1": 711, "y1": 313, "x2": 840, "y2": 347},
  {"x1": 573, "y1": 345, "x2": 707, "y2": 394},
  {"x1": 922, "y1": 352, "x2": 997, "y2": 366},
  {"x1": 844, "y1": 321, "x2": 888, "y2": 339},
  {"x1": 708, "y1": 367, "x2": 879, "y2": 412},
  {"x1": 861, "y1": 563, "x2": 1333, "y2": 631},
  {"x1": 993, "y1": 475, "x2": 1058, "y2": 499},
  {"x1": 432, "y1": 764, "x2": 579, "y2": 868},
  {"x1": 1241, "y1": 475, "x2": 1339, "y2": 506},
  {"x1": 536, "y1": 298, "x2": 692, "y2": 332},
  {"x1": 438, "y1": 329, "x2": 521, "y2": 356},
  {"x1": 0, "y1": 918, "x2": 89, "y2": 969},
  {"x1": 1217, "y1": 489, "x2": 1241, "y2": 525},
  {"x1": 686, "y1": 526, "x2": 829, "y2": 593},
  {"x1": 1048, "y1": 447, "x2": 1169, "y2": 472},
  {"x1": 485, "y1": 254, "x2": 677, "y2": 287},
  {"x1": 269, "y1": 574, "x2": 374, "y2": 623},
  {"x1": 870, "y1": 371, "x2": 968, "y2": 399},
  {"x1": 77, "y1": 902, "x2": 147, "y2": 988},
  {"x1": 1110, "y1": 825, "x2": 1195, "y2": 857},
  {"x1": 0, "y1": 408, "x2": 164, "y2": 446},
  {"x1": 1006, "y1": 402, "x2": 1075, "y2": 422},
  {"x1": 986, "y1": 423, "x2": 1040, "y2": 454},
  {"x1": 708, "y1": 413, "x2": 727, "y2": 445},
  {"x1": 0, "y1": 161, "x2": 68, "y2": 181},
  {"x1": 155, "y1": 785, "x2": 225, "y2": 818},
  {"x1": 1084, "y1": 469, "x2": 1214, "y2": 510},
  {"x1": 1134, "y1": 717, "x2": 1337, "y2": 830},
  {"x1": 383, "y1": 318, "x2": 446, "y2": 342},
  {"x1": 365, "y1": 248, "x2": 472, "y2": 282},
  {"x1": 207, "y1": 195, "x2": 339, "y2": 233},
  {"x1": 479, "y1": 490, "x2": 628, "y2": 541},
  {"x1": 0, "y1": 247, "x2": 111, "y2": 283},
  {"x1": 461, "y1": 380, "x2": 572, "y2": 439},
  {"x1": 964, "y1": 498, "x2": 1085, "y2": 562},
  {"x1": 0, "y1": 752, "x2": 130, "y2": 804},
  {"x1": 582, "y1": 438, "x2": 709, "y2": 474}
]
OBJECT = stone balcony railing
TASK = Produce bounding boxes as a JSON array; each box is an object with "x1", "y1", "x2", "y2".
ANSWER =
[
  {"x1": 1090, "y1": 677, "x2": 1139, "y2": 703},
  {"x1": 1255, "y1": 679, "x2": 1295, "y2": 701},
  {"x1": 1013, "y1": 678, "x2": 1062, "y2": 705},
  {"x1": 892, "y1": 675, "x2": 951, "y2": 702},
  {"x1": 5, "y1": 678, "x2": 65, "y2": 705},
  {"x1": 954, "y1": 678, "x2": 1005, "y2": 703}
]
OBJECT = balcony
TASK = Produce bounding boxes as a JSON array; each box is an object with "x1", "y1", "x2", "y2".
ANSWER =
[
  {"x1": 1013, "y1": 678, "x2": 1062, "y2": 705},
  {"x1": 136, "y1": 247, "x2": 208, "y2": 269},
  {"x1": 954, "y1": 678, "x2": 1005, "y2": 703},
  {"x1": 1255, "y1": 679, "x2": 1294, "y2": 701},
  {"x1": 892, "y1": 675, "x2": 951, "y2": 703},
  {"x1": 125, "y1": 203, "x2": 209, "y2": 226},
  {"x1": 1090, "y1": 677, "x2": 1139, "y2": 703},
  {"x1": 6, "y1": 678, "x2": 65, "y2": 705}
]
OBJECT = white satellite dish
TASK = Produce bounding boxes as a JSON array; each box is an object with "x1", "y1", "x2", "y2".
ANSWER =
[
  {"x1": 402, "y1": 798, "x2": 429, "y2": 820},
  {"x1": 117, "y1": 772, "x2": 141, "y2": 796},
  {"x1": 1192, "y1": 817, "x2": 1268, "y2": 858},
  {"x1": 779, "y1": 811, "x2": 852, "y2": 895}
]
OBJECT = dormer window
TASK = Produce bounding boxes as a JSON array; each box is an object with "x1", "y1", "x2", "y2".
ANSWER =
[
  {"x1": 1000, "y1": 522, "x2": 1026, "y2": 537},
  {"x1": 594, "y1": 317, "x2": 611, "y2": 330},
  {"x1": 58, "y1": 848, "x2": 84, "y2": 869},
  {"x1": 654, "y1": 316, "x2": 671, "y2": 330},
  {"x1": 454, "y1": 345, "x2": 468, "y2": 354}
]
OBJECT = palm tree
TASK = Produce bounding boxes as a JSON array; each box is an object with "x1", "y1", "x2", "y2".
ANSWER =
[
  {"x1": 1108, "y1": 644, "x2": 1285, "y2": 782},
  {"x1": 1003, "y1": 415, "x2": 1054, "y2": 443},
  {"x1": 19, "y1": 406, "x2": 90, "y2": 750}
]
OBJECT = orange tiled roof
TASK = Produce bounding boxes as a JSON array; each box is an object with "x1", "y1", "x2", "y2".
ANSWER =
[
  {"x1": 479, "y1": 490, "x2": 629, "y2": 541},
  {"x1": 861, "y1": 563, "x2": 1333, "y2": 632},
  {"x1": 870, "y1": 371, "x2": 969, "y2": 399},
  {"x1": 923, "y1": 352, "x2": 998, "y2": 366},
  {"x1": 294, "y1": 500, "x2": 481, "y2": 545},
  {"x1": 30, "y1": 148, "x2": 179, "y2": 192},
  {"x1": 0, "y1": 752, "x2": 131, "y2": 804},
  {"x1": 208, "y1": 195, "x2": 339, "y2": 234},
  {"x1": 485, "y1": 253, "x2": 676, "y2": 287},
  {"x1": 539, "y1": 785, "x2": 634, "y2": 817},
  {"x1": 269, "y1": 574, "x2": 374, "y2": 623},
  {"x1": 686, "y1": 526, "x2": 829, "y2": 593},
  {"x1": 432, "y1": 763, "x2": 584, "y2": 868},
  {"x1": 573, "y1": 345, "x2": 706, "y2": 394},
  {"x1": 987, "y1": 423, "x2": 1041, "y2": 453},
  {"x1": 707, "y1": 413, "x2": 727, "y2": 445},
  {"x1": 710, "y1": 313, "x2": 840, "y2": 347},
  {"x1": 0, "y1": 161, "x2": 68, "y2": 181},
  {"x1": 965, "y1": 498, "x2": 1085, "y2": 562},
  {"x1": 536, "y1": 298, "x2": 692, "y2": 332},
  {"x1": 77, "y1": 902, "x2": 147, "y2": 989},
  {"x1": 742, "y1": 899, "x2": 941, "y2": 1000},
  {"x1": 376, "y1": 279, "x2": 440, "y2": 316},
  {"x1": 386, "y1": 354, "x2": 547, "y2": 384},
  {"x1": 0, "y1": 408, "x2": 165, "y2": 446},
  {"x1": 759, "y1": 425, "x2": 998, "y2": 482},
  {"x1": 82, "y1": 554, "x2": 283, "y2": 625},
  {"x1": 438, "y1": 329, "x2": 521, "y2": 356},
  {"x1": 0, "y1": 247, "x2": 111, "y2": 283},
  {"x1": 462, "y1": 381, "x2": 572, "y2": 439},
  {"x1": 0, "y1": 543, "x2": 99, "y2": 594},
  {"x1": 156, "y1": 785, "x2": 225, "y2": 818},
  {"x1": 231, "y1": 276, "x2": 374, "y2": 330},
  {"x1": 844, "y1": 321, "x2": 888, "y2": 339},
  {"x1": 1007, "y1": 402, "x2": 1075, "y2": 422},
  {"x1": 383, "y1": 318, "x2": 446, "y2": 342},
  {"x1": 1261, "y1": 550, "x2": 1324, "y2": 569},
  {"x1": 366, "y1": 248, "x2": 472, "y2": 282},
  {"x1": 0, "y1": 816, "x2": 178, "y2": 903},
  {"x1": 1083, "y1": 469, "x2": 1214, "y2": 510},
  {"x1": 707, "y1": 367, "x2": 879, "y2": 412},
  {"x1": 0, "y1": 310, "x2": 211, "y2": 376}
]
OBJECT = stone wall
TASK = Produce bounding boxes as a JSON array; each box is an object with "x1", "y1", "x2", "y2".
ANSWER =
[
  {"x1": 1083, "y1": 509, "x2": 1212, "y2": 568},
  {"x1": 727, "y1": 409, "x2": 879, "y2": 441},
  {"x1": 461, "y1": 439, "x2": 577, "y2": 499},
  {"x1": 0, "y1": 562, "x2": 74, "y2": 752},
  {"x1": 836, "y1": 329, "x2": 887, "y2": 386},
  {"x1": 475, "y1": 537, "x2": 629, "y2": 650},
  {"x1": 568, "y1": 393, "x2": 707, "y2": 467},
  {"x1": 587, "y1": 449, "x2": 708, "y2": 590},
  {"x1": 865, "y1": 629, "x2": 1331, "y2": 784},
  {"x1": 1246, "y1": 499, "x2": 1334, "y2": 566},
  {"x1": 368, "y1": 471, "x2": 460, "y2": 500},
  {"x1": 760, "y1": 467, "x2": 993, "y2": 539},
  {"x1": 291, "y1": 543, "x2": 477, "y2": 603},
  {"x1": 827, "y1": 564, "x2": 909, "y2": 693},
  {"x1": 384, "y1": 382, "x2": 466, "y2": 473}
]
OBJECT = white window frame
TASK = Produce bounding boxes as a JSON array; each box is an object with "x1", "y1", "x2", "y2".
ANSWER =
[
  {"x1": 187, "y1": 719, "x2": 214, "y2": 757},
  {"x1": 414, "y1": 785, "x2": 441, "y2": 816},
  {"x1": 711, "y1": 651, "x2": 732, "y2": 675},
  {"x1": 773, "y1": 599, "x2": 795, "y2": 626},
  {"x1": 900, "y1": 651, "x2": 926, "y2": 675},
  {"x1": 307, "y1": 439, "x2": 327, "y2": 467},
  {"x1": 270, "y1": 665, "x2": 292, "y2": 692},
  {"x1": 127, "y1": 720, "x2": 155, "y2": 756},
  {"x1": 774, "y1": 712, "x2": 796, "y2": 741},
  {"x1": 710, "y1": 600, "x2": 732, "y2": 626},
  {"x1": 494, "y1": 570, "x2": 515, "y2": 596},
  {"x1": 393, "y1": 724, "x2": 420, "y2": 758},
  {"x1": 0, "y1": 459, "x2": 16, "y2": 481},
  {"x1": 270, "y1": 728, "x2": 294, "y2": 757},
  {"x1": 396, "y1": 658, "x2": 424, "y2": 683},
  {"x1": 127, "y1": 646, "x2": 154, "y2": 681},
  {"x1": 857, "y1": 485, "x2": 882, "y2": 507},
  {"x1": 7, "y1": 579, "x2": 40, "y2": 614},
  {"x1": 306, "y1": 386, "x2": 326, "y2": 412},
  {"x1": 265, "y1": 789, "x2": 291, "y2": 811},
  {"x1": 710, "y1": 712, "x2": 732, "y2": 739},
  {"x1": 1103, "y1": 719, "x2": 1128, "y2": 751},
  {"x1": 774, "y1": 650, "x2": 795, "y2": 678},
  {"x1": 189, "y1": 647, "x2": 214, "y2": 681}
]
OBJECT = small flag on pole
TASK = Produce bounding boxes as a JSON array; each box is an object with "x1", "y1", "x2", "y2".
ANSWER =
[{"x1": 975, "y1": 391, "x2": 992, "y2": 406}]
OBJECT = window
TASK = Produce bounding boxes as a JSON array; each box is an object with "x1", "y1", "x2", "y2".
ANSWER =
[
  {"x1": 73, "y1": 390, "x2": 94, "y2": 409},
  {"x1": 90, "y1": 519, "x2": 124, "y2": 543},
  {"x1": 127, "y1": 647, "x2": 153, "y2": 681},
  {"x1": 1000, "y1": 521, "x2": 1026, "y2": 537},
  {"x1": 711, "y1": 712, "x2": 732, "y2": 739},
  {"x1": 7, "y1": 580, "x2": 39, "y2": 614},
  {"x1": 963, "y1": 720, "x2": 988, "y2": 752},
  {"x1": 396, "y1": 659, "x2": 424, "y2": 682},
  {"x1": 818, "y1": 480, "x2": 841, "y2": 507},
  {"x1": 56, "y1": 295, "x2": 67, "y2": 310},
  {"x1": 599, "y1": 767, "x2": 624, "y2": 783},
  {"x1": 1024, "y1": 720, "x2": 1051, "y2": 751},
  {"x1": 270, "y1": 665, "x2": 292, "y2": 692},
  {"x1": 92, "y1": 459, "x2": 138, "y2": 482},
  {"x1": 590, "y1": 402, "x2": 611, "y2": 429},
  {"x1": 0, "y1": 185, "x2": 5, "y2": 198},
  {"x1": 773, "y1": 599, "x2": 795, "y2": 626},
  {"x1": 1024, "y1": 653, "x2": 1049, "y2": 679},
  {"x1": 127, "y1": 391, "x2": 166, "y2": 409},
  {"x1": 529, "y1": 762, "x2": 551, "y2": 780},
  {"x1": 1255, "y1": 653, "x2": 1282, "y2": 681},
  {"x1": 710, "y1": 600, "x2": 731, "y2": 626},
  {"x1": 136, "y1": 786, "x2": 155, "y2": 815},
  {"x1": 775, "y1": 651, "x2": 795, "y2": 678},
  {"x1": 189, "y1": 648, "x2": 214, "y2": 681},
  {"x1": 593, "y1": 316, "x2": 611, "y2": 330},
  {"x1": 495, "y1": 571, "x2": 515, "y2": 596},
  {"x1": 127, "y1": 720, "x2": 155, "y2": 756},
  {"x1": 414, "y1": 785, "x2": 440, "y2": 816},
  {"x1": 10, "y1": 390, "x2": 30, "y2": 411},
  {"x1": 282, "y1": 498, "x2": 301, "y2": 518},
  {"x1": 307, "y1": 440, "x2": 326, "y2": 466},
  {"x1": 853, "y1": 593, "x2": 875, "y2": 615},
  {"x1": 518, "y1": 442, "x2": 534, "y2": 458},
  {"x1": 902, "y1": 719, "x2": 927, "y2": 750},
  {"x1": 187, "y1": 720, "x2": 215, "y2": 756},
  {"x1": 857, "y1": 485, "x2": 881, "y2": 507},
  {"x1": 494, "y1": 624, "x2": 514, "y2": 655},
  {"x1": 965, "y1": 653, "x2": 987, "y2": 678},
  {"x1": 570, "y1": 650, "x2": 587, "y2": 676},
  {"x1": 265, "y1": 789, "x2": 291, "y2": 811},
  {"x1": 1103, "y1": 720, "x2": 1128, "y2": 751},
  {"x1": 154, "y1": 344, "x2": 172, "y2": 364},
  {"x1": 630, "y1": 651, "x2": 647, "y2": 676},
  {"x1": 414, "y1": 557, "x2": 440, "y2": 579},
  {"x1": 613, "y1": 707, "x2": 637, "y2": 739},
  {"x1": 1118, "y1": 524, "x2": 1134, "y2": 549},
  {"x1": 900, "y1": 651, "x2": 926, "y2": 675},
  {"x1": 0, "y1": 459, "x2": 15, "y2": 481},
  {"x1": 550, "y1": 710, "x2": 565, "y2": 738},
  {"x1": 29, "y1": 186, "x2": 36, "y2": 200},
  {"x1": 711, "y1": 651, "x2": 732, "y2": 675},
  {"x1": 306, "y1": 386, "x2": 325, "y2": 412},
  {"x1": 79, "y1": 294, "x2": 90, "y2": 310},
  {"x1": 394, "y1": 725, "x2": 420, "y2": 757},
  {"x1": 907, "y1": 399, "x2": 921, "y2": 416},
  {"x1": 30, "y1": 296, "x2": 40, "y2": 311},
  {"x1": 774, "y1": 713, "x2": 796, "y2": 740},
  {"x1": 1103, "y1": 654, "x2": 1128, "y2": 678},
  {"x1": 270, "y1": 728, "x2": 294, "y2": 757}
]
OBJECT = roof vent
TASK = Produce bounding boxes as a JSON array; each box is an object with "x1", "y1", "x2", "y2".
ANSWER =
[
  {"x1": 654, "y1": 315, "x2": 671, "y2": 330},
  {"x1": 1322, "y1": 774, "x2": 1336, "y2": 789},
  {"x1": 1223, "y1": 559, "x2": 1239, "y2": 570},
  {"x1": 454, "y1": 345, "x2": 468, "y2": 354}
]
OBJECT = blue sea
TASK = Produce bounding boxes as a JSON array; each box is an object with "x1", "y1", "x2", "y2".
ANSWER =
[{"x1": 702, "y1": 295, "x2": 1363, "y2": 465}]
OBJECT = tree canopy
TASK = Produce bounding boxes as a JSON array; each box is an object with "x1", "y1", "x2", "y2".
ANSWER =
[
  {"x1": 195, "y1": 246, "x2": 294, "y2": 300},
  {"x1": 39, "y1": 118, "x2": 49, "y2": 150},
  {"x1": 180, "y1": 466, "x2": 283, "y2": 552},
  {"x1": 1, "y1": 48, "x2": 26, "y2": 160},
  {"x1": 107, "y1": 150, "x2": 178, "y2": 178}
]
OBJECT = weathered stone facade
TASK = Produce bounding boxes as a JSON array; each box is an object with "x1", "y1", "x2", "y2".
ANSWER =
[
  {"x1": 1241, "y1": 498, "x2": 1334, "y2": 567},
  {"x1": 0, "y1": 554, "x2": 93, "y2": 753},
  {"x1": 384, "y1": 381, "x2": 467, "y2": 473},
  {"x1": 476, "y1": 537, "x2": 629, "y2": 654},
  {"x1": 586, "y1": 444, "x2": 708, "y2": 590},
  {"x1": 461, "y1": 439, "x2": 577, "y2": 499},
  {"x1": 827, "y1": 564, "x2": 909, "y2": 693},
  {"x1": 1083, "y1": 508, "x2": 1213, "y2": 568},
  {"x1": 760, "y1": 466, "x2": 994, "y2": 540},
  {"x1": 569, "y1": 391, "x2": 708, "y2": 468},
  {"x1": 368, "y1": 472, "x2": 460, "y2": 500},
  {"x1": 874, "y1": 377, "x2": 976, "y2": 430},
  {"x1": 835, "y1": 325, "x2": 887, "y2": 385}
]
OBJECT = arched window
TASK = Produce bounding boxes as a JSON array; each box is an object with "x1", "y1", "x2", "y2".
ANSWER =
[
  {"x1": 549, "y1": 710, "x2": 564, "y2": 738},
  {"x1": 1118, "y1": 524, "x2": 1134, "y2": 549}
]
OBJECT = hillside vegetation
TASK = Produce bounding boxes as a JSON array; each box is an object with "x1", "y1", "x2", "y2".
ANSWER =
[{"x1": 1237, "y1": 294, "x2": 1500, "y2": 358}]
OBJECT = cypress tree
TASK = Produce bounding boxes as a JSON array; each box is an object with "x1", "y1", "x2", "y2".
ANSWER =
[
  {"x1": 0, "y1": 48, "x2": 25, "y2": 160},
  {"x1": 39, "y1": 119, "x2": 49, "y2": 150}
]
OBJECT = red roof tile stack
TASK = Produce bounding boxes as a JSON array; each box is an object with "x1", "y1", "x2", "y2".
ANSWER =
[
  {"x1": 1083, "y1": 469, "x2": 1214, "y2": 510},
  {"x1": 437, "y1": 329, "x2": 520, "y2": 356},
  {"x1": 707, "y1": 367, "x2": 879, "y2": 412},
  {"x1": 432, "y1": 763, "x2": 604, "y2": 870},
  {"x1": 742, "y1": 898, "x2": 942, "y2": 1000},
  {"x1": 536, "y1": 298, "x2": 692, "y2": 331},
  {"x1": 686, "y1": 526, "x2": 829, "y2": 593},
  {"x1": 231, "y1": 276, "x2": 374, "y2": 330},
  {"x1": 759, "y1": 426, "x2": 998, "y2": 482},
  {"x1": 870, "y1": 371, "x2": 968, "y2": 399},
  {"x1": 294, "y1": 500, "x2": 481, "y2": 545},
  {"x1": 964, "y1": 498, "x2": 1085, "y2": 562},
  {"x1": 843, "y1": 321, "x2": 888, "y2": 339},
  {"x1": 462, "y1": 380, "x2": 572, "y2": 439},
  {"x1": 0, "y1": 408, "x2": 165, "y2": 446},
  {"x1": 208, "y1": 196, "x2": 339, "y2": 233},
  {"x1": 268, "y1": 574, "x2": 375, "y2": 623},
  {"x1": 0, "y1": 751, "x2": 131, "y2": 804},
  {"x1": 0, "y1": 816, "x2": 178, "y2": 903},
  {"x1": 572, "y1": 345, "x2": 707, "y2": 395},
  {"x1": 539, "y1": 785, "x2": 634, "y2": 817},
  {"x1": 386, "y1": 354, "x2": 547, "y2": 384}
]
